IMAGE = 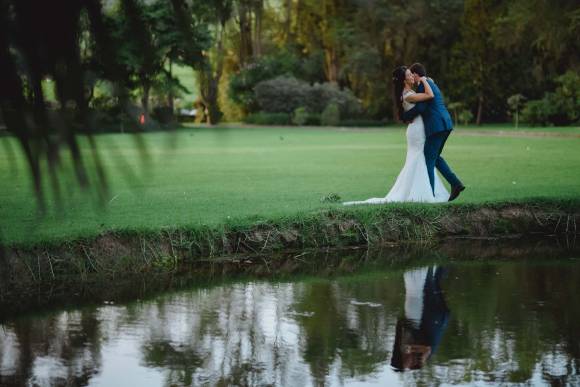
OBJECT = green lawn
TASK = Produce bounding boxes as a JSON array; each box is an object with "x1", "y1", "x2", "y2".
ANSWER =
[
  {"x1": 454, "y1": 123, "x2": 580, "y2": 135},
  {"x1": 1, "y1": 124, "x2": 579, "y2": 244}
]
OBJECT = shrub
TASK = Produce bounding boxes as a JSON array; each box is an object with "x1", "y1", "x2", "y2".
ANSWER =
[
  {"x1": 254, "y1": 76, "x2": 310, "y2": 114},
  {"x1": 306, "y1": 114, "x2": 321, "y2": 126},
  {"x1": 507, "y1": 94, "x2": 526, "y2": 128},
  {"x1": 521, "y1": 96, "x2": 560, "y2": 126},
  {"x1": 339, "y1": 119, "x2": 388, "y2": 127},
  {"x1": 305, "y1": 82, "x2": 362, "y2": 119},
  {"x1": 228, "y1": 52, "x2": 303, "y2": 113},
  {"x1": 292, "y1": 107, "x2": 309, "y2": 125},
  {"x1": 522, "y1": 70, "x2": 580, "y2": 126},
  {"x1": 254, "y1": 75, "x2": 363, "y2": 121},
  {"x1": 458, "y1": 109, "x2": 474, "y2": 125},
  {"x1": 244, "y1": 111, "x2": 292, "y2": 125},
  {"x1": 152, "y1": 106, "x2": 175, "y2": 124},
  {"x1": 87, "y1": 108, "x2": 148, "y2": 133},
  {"x1": 447, "y1": 101, "x2": 464, "y2": 126},
  {"x1": 321, "y1": 103, "x2": 340, "y2": 126},
  {"x1": 292, "y1": 107, "x2": 320, "y2": 126}
]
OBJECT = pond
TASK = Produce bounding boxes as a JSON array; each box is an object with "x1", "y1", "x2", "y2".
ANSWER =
[{"x1": 1, "y1": 239, "x2": 579, "y2": 386}]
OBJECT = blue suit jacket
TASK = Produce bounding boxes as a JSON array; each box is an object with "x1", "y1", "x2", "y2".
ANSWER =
[{"x1": 402, "y1": 79, "x2": 453, "y2": 137}]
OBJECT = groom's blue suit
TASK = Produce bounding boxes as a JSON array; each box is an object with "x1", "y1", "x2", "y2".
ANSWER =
[{"x1": 402, "y1": 79, "x2": 461, "y2": 192}]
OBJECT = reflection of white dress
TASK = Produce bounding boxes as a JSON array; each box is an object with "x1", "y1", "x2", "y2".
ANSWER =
[
  {"x1": 404, "y1": 267, "x2": 429, "y2": 328},
  {"x1": 344, "y1": 90, "x2": 448, "y2": 205}
]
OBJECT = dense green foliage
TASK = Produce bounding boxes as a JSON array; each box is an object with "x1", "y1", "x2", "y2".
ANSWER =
[
  {"x1": 7, "y1": 0, "x2": 569, "y2": 129},
  {"x1": 292, "y1": 107, "x2": 319, "y2": 126},
  {"x1": 219, "y1": 0, "x2": 579, "y2": 125},
  {"x1": 244, "y1": 111, "x2": 292, "y2": 125},
  {"x1": 228, "y1": 51, "x2": 309, "y2": 113},
  {"x1": 1, "y1": 125, "x2": 579, "y2": 244},
  {"x1": 321, "y1": 103, "x2": 341, "y2": 126},
  {"x1": 521, "y1": 71, "x2": 580, "y2": 126}
]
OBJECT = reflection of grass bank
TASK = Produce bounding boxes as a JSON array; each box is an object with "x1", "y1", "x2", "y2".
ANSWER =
[
  {"x1": 1, "y1": 126, "x2": 580, "y2": 245},
  {"x1": 1, "y1": 232, "x2": 578, "y2": 318}
]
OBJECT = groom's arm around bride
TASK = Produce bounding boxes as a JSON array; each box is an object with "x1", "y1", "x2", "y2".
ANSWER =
[{"x1": 401, "y1": 63, "x2": 465, "y2": 201}]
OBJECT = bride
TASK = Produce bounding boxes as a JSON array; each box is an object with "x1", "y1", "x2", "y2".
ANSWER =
[{"x1": 344, "y1": 66, "x2": 448, "y2": 205}]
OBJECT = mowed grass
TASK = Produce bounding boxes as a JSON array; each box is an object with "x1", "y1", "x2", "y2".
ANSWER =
[
  {"x1": 1, "y1": 125, "x2": 579, "y2": 244},
  {"x1": 454, "y1": 123, "x2": 580, "y2": 135}
]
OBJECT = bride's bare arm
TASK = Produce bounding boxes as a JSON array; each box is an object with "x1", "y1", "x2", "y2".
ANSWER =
[{"x1": 404, "y1": 77, "x2": 434, "y2": 102}]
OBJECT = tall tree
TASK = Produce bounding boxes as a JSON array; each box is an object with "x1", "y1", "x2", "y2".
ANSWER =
[
  {"x1": 451, "y1": 0, "x2": 502, "y2": 125},
  {"x1": 185, "y1": 0, "x2": 234, "y2": 124},
  {"x1": 236, "y1": 0, "x2": 254, "y2": 65},
  {"x1": 0, "y1": 0, "x2": 119, "y2": 205},
  {"x1": 0, "y1": 0, "x2": 210, "y2": 206},
  {"x1": 117, "y1": 0, "x2": 160, "y2": 114}
]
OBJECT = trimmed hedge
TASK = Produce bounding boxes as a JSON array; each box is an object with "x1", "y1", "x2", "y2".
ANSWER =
[
  {"x1": 244, "y1": 112, "x2": 292, "y2": 125},
  {"x1": 254, "y1": 75, "x2": 362, "y2": 119}
]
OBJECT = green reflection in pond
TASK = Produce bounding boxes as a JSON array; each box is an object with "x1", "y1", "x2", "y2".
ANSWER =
[{"x1": 1, "y1": 240, "x2": 579, "y2": 386}]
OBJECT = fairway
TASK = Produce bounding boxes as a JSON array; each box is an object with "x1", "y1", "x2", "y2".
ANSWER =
[{"x1": 1, "y1": 125, "x2": 579, "y2": 244}]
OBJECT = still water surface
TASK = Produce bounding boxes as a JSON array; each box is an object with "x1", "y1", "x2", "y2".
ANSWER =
[{"x1": 1, "y1": 245, "x2": 579, "y2": 386}]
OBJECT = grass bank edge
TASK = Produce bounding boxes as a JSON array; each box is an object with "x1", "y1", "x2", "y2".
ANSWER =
[{"x1": 4, "y1": 197, "x2": 579, "y2": 251}]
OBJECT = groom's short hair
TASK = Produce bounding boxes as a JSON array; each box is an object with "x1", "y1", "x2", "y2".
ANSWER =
[{"x1": 409, "y1": 63, "x2": 426, "y2": 77}]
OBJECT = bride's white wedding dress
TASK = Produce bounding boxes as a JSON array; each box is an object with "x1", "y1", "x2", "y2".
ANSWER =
[{"x1": 344, "y1": 90, "x2": 449, "y2": 205}]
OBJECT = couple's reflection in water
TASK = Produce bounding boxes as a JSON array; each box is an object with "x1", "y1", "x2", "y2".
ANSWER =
[{"x1": 391, "y1": 266, "x2": 449, "y2": 371}]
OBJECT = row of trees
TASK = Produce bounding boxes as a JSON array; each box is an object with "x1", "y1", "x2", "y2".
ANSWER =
[
  {"x1": 210, "y1": 0, "x2": 580, "y2": 126},
  {"x1": 3, "y1": 0, "x2": 578, "y2": 129}
]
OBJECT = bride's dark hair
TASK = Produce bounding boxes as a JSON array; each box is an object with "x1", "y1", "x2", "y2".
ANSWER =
[{"x1": 392, "y1": 66, "x2": 407, "y2": 121}]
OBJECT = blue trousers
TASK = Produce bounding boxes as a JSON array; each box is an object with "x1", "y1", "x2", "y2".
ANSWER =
[{"x1": 424, "y1": 131, "x2": 461, "y2": 193}]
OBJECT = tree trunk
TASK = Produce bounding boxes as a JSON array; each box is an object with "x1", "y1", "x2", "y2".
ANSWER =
[
  {"x1": 199, "y1": 72, "x2": 222, "y2": 125},
  {"x1": 141, "y1": 80, "x2": 150, "y2": 114},
  {"x1": 324, "y1": 47, "x2": 340, "y2": 83},
  {"x1": 238, "y1": 0, "x2": 253, "y2": 65},
  {"x1": 321, "y1": 0, "x2": 340, "y2": 83},
  {"x1": 167, "y1": 59, "x2": 174, "y2": 112},
  {"x1": 476, "y1": 93, "x2": 483, "y2": 125},
  {"x1": 284, "y1": 0, "x2": 293, "y2": 43},
  {"x1": 206, "y1": 84, "x2": 221, "y2": 124},
  {"x1": 253, "y1": 0, "x2": 263, "y2": 58},
  {"x1": 199, "y1": 23, "x2": 227, "y2": 125}
]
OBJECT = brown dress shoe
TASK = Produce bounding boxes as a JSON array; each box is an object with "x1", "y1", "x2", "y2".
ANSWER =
[{"x1": 448, "y1": 185, "x2": 465, "y2": 202}]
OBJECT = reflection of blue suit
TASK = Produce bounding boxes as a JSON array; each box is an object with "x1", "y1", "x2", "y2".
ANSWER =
[
  {"x1": 402, "y1": 80, "x2": 461, "y2": 192},
  {"x1": 420, "y1": 267, "x2": 450, "y2": 355}
]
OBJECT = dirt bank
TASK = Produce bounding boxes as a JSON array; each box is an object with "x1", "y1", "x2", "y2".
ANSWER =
[{"x1": 1, "y1": 200, "x2": 578, "y2": 283}]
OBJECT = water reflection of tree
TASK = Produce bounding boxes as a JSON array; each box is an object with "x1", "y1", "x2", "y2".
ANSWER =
[
  {"x1": 0, "y1": 308, "x2": 103, "y2": 386},
  {"x1": 1, "y1": 260, "x2": 580, "y2": 386},
  {"x1": 142, "y1": 341, "x2": 204, "y2": 386},
  {"x1": 293, "y1": 275, "x2": 404, "y2": 385},
  {"x1": 429, "y1": 263, "x2": 580, "y2": 385},
  {"x1": 135, "y1": 278, "x2": 399, "y2": 386},
  {"x1": 138, "y1": 283, "x2": 309, "y2": 386}
]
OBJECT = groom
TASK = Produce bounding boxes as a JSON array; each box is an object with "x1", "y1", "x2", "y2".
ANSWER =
[{"x1": 402, "y1": 63, "x2": 465, "y2": 201}]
